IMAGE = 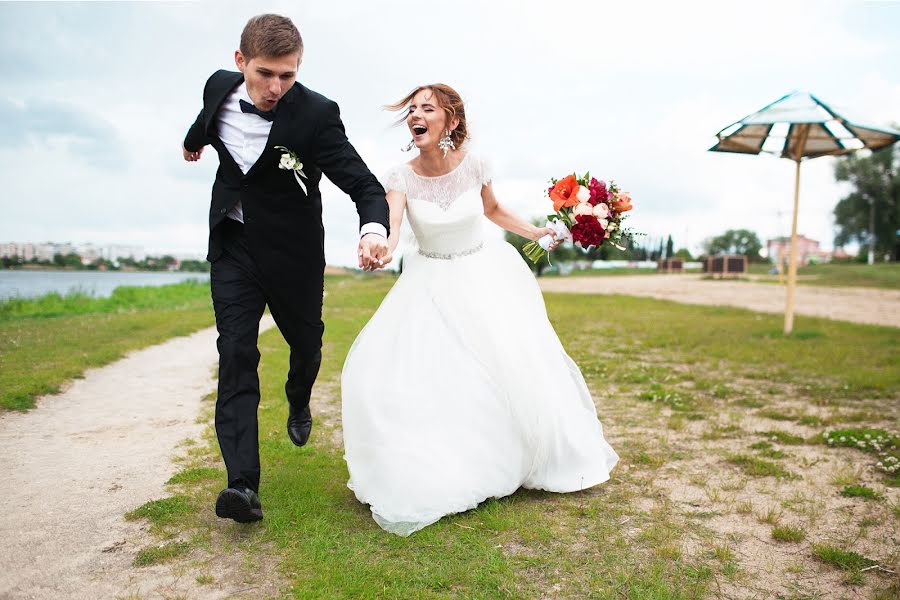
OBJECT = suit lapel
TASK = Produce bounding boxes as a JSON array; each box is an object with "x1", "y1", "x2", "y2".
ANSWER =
[
  {"x1": 204, "y1": 71, "x2": 243, "y2": 135},
  {"x1": 203, "y1": 72, "x2": 244, "y2": 177}
]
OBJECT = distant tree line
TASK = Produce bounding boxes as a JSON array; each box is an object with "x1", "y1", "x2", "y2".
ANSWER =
[
  {"x1": 1, "y1": 254, "x2": 209, "y2": 272},
  {"x1": 700, "y1": 229, "x2": 763, "y2": 262}
]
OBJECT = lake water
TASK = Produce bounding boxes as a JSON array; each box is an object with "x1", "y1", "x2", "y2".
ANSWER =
[{"x1": 0, "y1": 270, "x2": 210, "y2": 300}]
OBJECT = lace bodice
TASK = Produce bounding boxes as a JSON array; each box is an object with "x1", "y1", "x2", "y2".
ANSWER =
[{"x1": 382, "y1": 154, "x2": 492, "y2": 258}]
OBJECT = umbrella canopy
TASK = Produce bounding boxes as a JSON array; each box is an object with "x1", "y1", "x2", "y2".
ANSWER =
[
  {"x1": 709, "y1": 92, "x2": 900, "y2": 334},
  {"x1": 710, "y1": 91, "x2": 900, "y2": 160}
]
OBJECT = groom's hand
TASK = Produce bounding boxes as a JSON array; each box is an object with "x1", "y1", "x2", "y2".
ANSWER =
[
  {"x1": 358, "y1": 234, "x2": 390, "y2": 271},
  {"x1": 182, "y1": 144, "x2": 204, "y2": 162}
]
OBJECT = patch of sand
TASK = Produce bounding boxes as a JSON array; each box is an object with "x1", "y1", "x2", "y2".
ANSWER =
[
  {"x1": 539, "y1": 274, "x2": 900, "y2": 328},
  {"x1": 0, "y1": 316, "x2": 275, "y2": 599}
]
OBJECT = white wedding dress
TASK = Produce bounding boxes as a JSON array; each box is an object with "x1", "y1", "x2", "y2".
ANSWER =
[{"x1": 341, "y1": 153, "x2": 618, "y2": 536}]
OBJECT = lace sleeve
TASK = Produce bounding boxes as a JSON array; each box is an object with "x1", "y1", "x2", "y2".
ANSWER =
[
  {"x1": 478, "y1": 155, "x2": 493, "y2": 186},
  {"x1": 381, "y1": 165, "x2": 407, "y2": 195}
]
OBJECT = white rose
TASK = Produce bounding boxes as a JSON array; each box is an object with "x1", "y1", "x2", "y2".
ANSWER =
[
  {"x1": 280, "y1": 154, "x2": 296, "y2": 170},
  {"x1": 576, "y1": 186, "x2": 591, "y2": 203},
  {"x1": 573, "y1": 203, "x2": 594, "y2": 216},
  {"x1": 593, "y1": 204, "x2": 610, "y2": 218}
]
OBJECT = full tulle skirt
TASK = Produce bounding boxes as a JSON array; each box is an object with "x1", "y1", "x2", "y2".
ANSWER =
[{"x1": 341, "y1": 240, "x2": 618, "y2": 536}]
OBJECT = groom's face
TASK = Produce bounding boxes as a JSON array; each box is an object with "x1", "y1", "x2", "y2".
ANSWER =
[{"x1": 235, "y1": 50, "x2": 301, "y2": 111}]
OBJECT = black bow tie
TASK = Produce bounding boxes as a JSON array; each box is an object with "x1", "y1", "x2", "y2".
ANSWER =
[{"x1": 239, "y1": 99, "x2": 276, "y2": 122}]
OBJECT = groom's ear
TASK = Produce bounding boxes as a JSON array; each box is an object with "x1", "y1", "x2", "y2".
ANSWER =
[{"x1": 235, "y1": 50, "x2": 247, "y2": 73}]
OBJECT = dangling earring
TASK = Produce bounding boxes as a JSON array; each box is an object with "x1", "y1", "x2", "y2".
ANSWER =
[
  {"x1": 401, "y1": 138, "x2": 415, "y2": 152},
  {"x1": 438, "y1": 130, "x2": 456, "y2": 158}
]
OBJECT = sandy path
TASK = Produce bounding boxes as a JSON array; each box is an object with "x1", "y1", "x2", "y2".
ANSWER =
[
  {"x1": 539, "y1": 274, "x2": 900, "y2": 328},
  {"x1": 0, "y1": 315, "x2": 275, "y2": 600}
]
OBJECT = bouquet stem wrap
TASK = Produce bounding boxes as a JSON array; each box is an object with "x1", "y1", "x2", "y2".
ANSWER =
[{"x1": 523, "y1": 220, "x2": 572, "y2": 263}]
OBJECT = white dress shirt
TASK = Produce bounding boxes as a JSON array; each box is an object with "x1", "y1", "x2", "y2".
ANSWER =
[{"x1": 217, "y1": 83, "x2": 386, "y2": 239}]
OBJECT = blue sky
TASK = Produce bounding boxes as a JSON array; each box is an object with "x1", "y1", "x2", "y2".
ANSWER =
[{"x1": 1, "y1": 0, "x2": 898, "y2": 264}]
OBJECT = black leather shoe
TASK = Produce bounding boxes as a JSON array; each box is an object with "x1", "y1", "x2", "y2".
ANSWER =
[
  {"x1": 215, "y1": 487, "x2": 263, "y2": 523},
  {"x1": 287, "y1": 402, "x2": 313, "y2": 447}
]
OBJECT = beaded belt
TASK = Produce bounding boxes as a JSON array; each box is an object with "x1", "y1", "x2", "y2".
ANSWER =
[{"x1": 417, "y1": 241, "x2": 485, "y2": 260}]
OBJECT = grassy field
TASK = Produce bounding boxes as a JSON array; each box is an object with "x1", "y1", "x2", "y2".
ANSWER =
[
  {"x1": 0, "y1": 281, "x2": 214, "y2": 410},
  {"x1": 129, "y1": 274, "x2": 900, "y2": 599}
]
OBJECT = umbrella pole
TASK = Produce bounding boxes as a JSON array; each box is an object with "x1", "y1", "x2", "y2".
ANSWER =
[{"x1": 784, "y1": 159, "x2": 802, "y2": 335}]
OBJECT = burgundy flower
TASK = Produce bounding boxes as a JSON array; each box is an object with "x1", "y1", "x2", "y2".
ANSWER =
[
  {"x1": 571, "y1": 214, "x2": 607, "y2": 248},
  {"x1": 589, "y1": 178, "x2": 608, "y2": 205}
]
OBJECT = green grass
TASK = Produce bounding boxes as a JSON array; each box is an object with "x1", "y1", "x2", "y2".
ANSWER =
[
  {"x1": 153, "y1": 275, "x2": 739, "y2": 597},
  {"x1": 749, "y1": 262, "x2": 900, "y2": 290},
  {"x1": 840, "y1": 485, "x2": 883, "y2": 500},
  {"x1": 111, "y1": 274, "x2": 900, "y2": 596},
  {"x1": 755, "y1": 409, "x2": 797, "y2": 421},
  {"x1": 133, "y1": 541, "x2": 192, "y2": 567},
  {"x1": 0, "y1": 281, "x2": 214, "y2": 410},
  {"x1": 639, "y1": 383, "x2": 696, "y2": 411},
  {"x1": 822, "y1": 428, "x2": 900, "y2": 483},
  {"x1": 727, "y1": 454, "x2": 794, "y2": 478},
  {"x1": 812, "y1": 544, "x2": 878, "y2": 571},
  {"x1": 554, "y1": 295, "x2": 899, "y2": 400},
  {"x1": 0, "y1": 278, "x2": 210, "y2": 319},
  {"x1": 771, "y1": 525, "x2": 805, "y2": 542},
  {"x1": 824, "y1": 428, "x2": 898, "y2": 454},
  {"x1": 125, "y1": 495, "x2": 193, "y2": 526},
  {"x1": 167, "y1": 467, "x2": 224, "y2": 485}
]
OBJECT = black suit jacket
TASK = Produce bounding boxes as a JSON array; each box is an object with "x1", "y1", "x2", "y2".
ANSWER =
[{"x1": 184, "y1": 70, "x2": 389, "y2": 274}]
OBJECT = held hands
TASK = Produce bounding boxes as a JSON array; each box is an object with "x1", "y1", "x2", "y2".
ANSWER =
[
  {"x1": 182, "y1": 144, "x2": 204, "y2": 162},
  {"x1": 358, "y1": 233, "x2": 391, "y2": 271}
]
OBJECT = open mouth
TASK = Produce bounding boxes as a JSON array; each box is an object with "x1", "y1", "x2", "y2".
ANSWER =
[{"x1": 412, "y1": 124, "x2": 427, "y2": 136}]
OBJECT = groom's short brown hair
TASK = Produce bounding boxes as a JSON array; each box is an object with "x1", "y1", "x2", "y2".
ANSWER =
[{"x1": 240, "y1": 14, "x2": 303, "y2": 61}]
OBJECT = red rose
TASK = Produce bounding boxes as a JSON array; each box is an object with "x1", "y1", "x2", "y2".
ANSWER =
[
  {"x1": 589, "y1": 178, "x2": 608, "y2": 206},
  {"x1": 571, "y1": 214, "x2": 607, "y2": 248}
]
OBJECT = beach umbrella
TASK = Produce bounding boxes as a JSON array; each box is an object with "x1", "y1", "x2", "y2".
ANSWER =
[{"x1": 709, "y1": 91, "x2": 900, "y2": 334}]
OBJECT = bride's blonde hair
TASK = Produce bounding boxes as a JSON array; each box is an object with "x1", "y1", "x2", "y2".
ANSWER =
[{"x1": 386, "y1": 84, "x2": 469, "y2": 149}]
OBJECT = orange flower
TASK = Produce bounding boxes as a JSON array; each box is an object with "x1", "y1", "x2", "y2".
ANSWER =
[
  {"x1": 610, "y1": 192, "x2": 632, "y2": 213},
  {"x1": 550, "y1": 175, "x2": 581, "y2": 212}
]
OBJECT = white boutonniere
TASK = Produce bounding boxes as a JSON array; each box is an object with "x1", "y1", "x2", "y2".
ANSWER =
[{"x1": 274, "y1": 145, "x2": 307, "y2": 195}]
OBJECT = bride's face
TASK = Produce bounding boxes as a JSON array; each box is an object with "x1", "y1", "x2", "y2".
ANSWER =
[{"x1": 406, "y1": 89, "x2": 455, "y2": 151}]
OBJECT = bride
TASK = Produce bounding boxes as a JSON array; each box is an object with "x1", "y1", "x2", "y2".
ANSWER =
[{"x1": 341, "y1": 84, "x2": 618, "y2": 536}]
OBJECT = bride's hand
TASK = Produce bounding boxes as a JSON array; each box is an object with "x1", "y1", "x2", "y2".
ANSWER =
[{"x1": 534, "y1": 227, "x2": 562, "y2": 251}]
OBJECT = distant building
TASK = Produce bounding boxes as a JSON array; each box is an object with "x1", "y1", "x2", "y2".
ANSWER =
[
  {"x1": 1, "y1": 243, "x2": 37, "y2": 261},
  {"x1": 76, "y1": 243, "x2": 101, "y2": 265},
  {"x1": 0, "y1": 241, "x2": 145, "y2": 264},
  {"x1": 105, "y1": 245, "x2": 146, "y2": 263},
  {"x1": 767, "y1": 235, "x2": 834, "y2": 265},
  {"x1": 35, "y1": 243, "x2": 55, "y2": 262}
]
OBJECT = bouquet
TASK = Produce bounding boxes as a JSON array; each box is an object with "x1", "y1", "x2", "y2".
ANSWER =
[{"x1": 522, "y1": 171, "x2": 634, "y2": 263}]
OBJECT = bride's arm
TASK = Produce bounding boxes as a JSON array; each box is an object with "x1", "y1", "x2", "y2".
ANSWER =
[
  {"x1": 384, "y1": 189, "x2": 407, "y2": 259},
  {"x1": 481, "y1": 183, "x2": 554, "y2": 242}
]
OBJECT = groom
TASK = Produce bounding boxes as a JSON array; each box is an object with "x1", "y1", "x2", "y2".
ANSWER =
[{"x1": 182, "y1": 14, "x2": 390, "y2": 523}]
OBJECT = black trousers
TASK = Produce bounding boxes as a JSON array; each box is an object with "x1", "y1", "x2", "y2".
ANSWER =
[{"x1": 210, "y1": 219, "x2": 323, "y2": 492}]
